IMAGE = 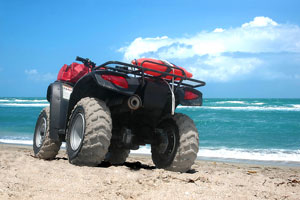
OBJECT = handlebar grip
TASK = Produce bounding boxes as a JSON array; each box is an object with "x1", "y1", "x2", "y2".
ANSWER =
[{"x1": 76, "y1": 56, "x2": 87, "y2": 63}]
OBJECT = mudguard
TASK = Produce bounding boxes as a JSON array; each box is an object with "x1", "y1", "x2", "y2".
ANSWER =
[
  {"x1": 92, "y1": 71, "x2": 140, "y2": 96},
  {"x1": 67, "y1": 71, "x2": 140, "y2": 121},
  {"x1": 143, "y1": 79, "x2": 169, "y2": 110},
  {"x1": 69, "y1": 71, "x2": 140, "y2": 101},
  {"x1": 47, "y1": 82, "x2": 72, "y2": 141},
  {"x1": 176, "y1": 87, "x2": 203, "y2": 106}
]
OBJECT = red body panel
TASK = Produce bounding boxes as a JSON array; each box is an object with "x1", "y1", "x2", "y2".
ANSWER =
[
  {"x1": 101, "y1": 74, "x2": 128, "y2": 88},
  {"x1": 57, "y1": 62, "x2": 89, "y2": 83},
  {"x1": 131, "y1": 58, "x2": 193, "y2": 80}
]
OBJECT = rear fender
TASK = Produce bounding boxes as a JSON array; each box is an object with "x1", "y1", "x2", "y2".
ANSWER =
[
  {"x1": 93, "y1": 71, "x2": 139, "y2": 95},
  {"x1": 176, "y1": 87, "x2": 203, "y2": 106},
  {"x1": 67, "y1": 71, "x2": 140, "y2": 121},
  {"x1": 143, "y1": 79, "x2": 170, "y2": 110}
]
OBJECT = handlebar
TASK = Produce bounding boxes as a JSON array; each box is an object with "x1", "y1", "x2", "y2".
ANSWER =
[
  {"x1": 76, "y1": 56, "x2": 96, "y2": 69},
  {"x1": 76, "y1": 56, "x2": 88, "y2": 63}
]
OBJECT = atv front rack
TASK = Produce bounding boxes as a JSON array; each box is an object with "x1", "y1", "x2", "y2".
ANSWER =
[{"x1": 94, "y1": 60, "x2": 206, "y2": 89}]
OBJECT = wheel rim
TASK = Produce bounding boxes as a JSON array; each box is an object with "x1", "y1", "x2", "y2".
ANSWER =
[
  {"x1": 155, "y1": 123, "x2": 177, "y2": 157},
  {"x1": 163, "y1": 126, "x2": 176, "y2": 156},
  {"x1": 70, "y1": 113, "x2": 85, "y2": 151},
  {"x1": 35, "y1": 117, "x2": 46, "y2": 148}
]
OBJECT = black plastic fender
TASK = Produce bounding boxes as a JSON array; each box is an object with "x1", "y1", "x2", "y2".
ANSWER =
[
  {"x1": 176, "y1": 87, "x2": 203, "y2": 106},
  {"x1": 143, "y1": 79, "x2": 170, "y2": 110},
  {"x1": 47, "y1": 82, "x2": 72, "y2": 141},
  {"x1": 67, "y1": 71, "x2": 140, "y2": 120}
]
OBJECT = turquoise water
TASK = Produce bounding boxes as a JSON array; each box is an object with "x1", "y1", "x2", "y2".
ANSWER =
[
  {"x1": 0, "y1": 97, "x2": 300, "y2": 164},
  {"x1": 180, "y1": 99, "x2": 300, "y2": 150}
]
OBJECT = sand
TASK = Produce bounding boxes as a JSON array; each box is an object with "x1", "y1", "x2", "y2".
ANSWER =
[{"x1": 0, "y1": 144, "x2": 299, "y2": 200}]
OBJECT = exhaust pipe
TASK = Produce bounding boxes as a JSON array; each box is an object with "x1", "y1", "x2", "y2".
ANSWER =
[{"x1": 127, "y1": 95, "x2": 141, "y2": 110}]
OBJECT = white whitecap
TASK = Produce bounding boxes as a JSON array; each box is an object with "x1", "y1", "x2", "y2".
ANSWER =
[
  {"x1": 197, "y1": 148, "x2": 300, "y2": 163},
  {"x1": 216, "y1": 101, "x2": 246, "y2": 104},
  {"x1": 14, "y1": 99, "x2": 48, "y2": 103},
  {"x1": 0, "y1": 103, "x2": 49, "y2": 107},
  {"x1": 0, "y1": 139, "x2": 66, "y2": 148},
  {"x1": 251, "y1": 102, "x2": 265, "y2": 105},
  {"x1": 130, "y1": 147, "x2": 300, "y2": 163},
  {"x1": 205, "y1": 106, "x2": 300, "y2": 111},
  {"x1": 0, "y1": 139, "x2": 33, "y2": 145},
  {"x1": 177, "y1": 106, "x2": 300, "y2": 112}
]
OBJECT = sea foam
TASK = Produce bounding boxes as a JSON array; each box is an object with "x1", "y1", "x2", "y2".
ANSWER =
[
  {"x1": 14, "y1": 99, "x2": 48, "y2": 103},
  {"x1": 197, "y1": 148, "x2": 300, "y2": 163},
  {"x1": 216, "y1": 101, "x2": 246, "y2": 104},
  {"x1": 177, "y1": 106, "x2": 300, "y2": 112},
  {"x1": 132, "y1": 147, "x2": 300, "y2": 163},
  {"x1": 0, "y1": 139, "x2": 66, "y2": 147},
  {"x1": 0, "y1": 103, "x2": 49, "y2": 107},
  {"x1": 1, "y1": 139, "x2": 299, "y2": 164}
]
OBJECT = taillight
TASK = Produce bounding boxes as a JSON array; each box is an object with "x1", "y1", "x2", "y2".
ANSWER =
[
  {"x1": 101, "y1": 75, "x2": 128, "y2": 89},
  {"x1": 184, "y1": 90, "x2": 199, "y2": 100}
]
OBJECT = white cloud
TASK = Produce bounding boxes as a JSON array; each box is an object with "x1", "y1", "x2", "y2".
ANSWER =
[
  {"x1": 213, "y1": 28, "x2": 224, "y2": 33},
  {"x1": 25, "y1": 69, "x2": 38, "y2": 75},
  {"x1": 119, "y1": 36, "x2": 173, "y2": 61},
  {"x1": 25, "y1": 69, "x2": 56, "y2": 81},
  {"x1": 242, "y1": 16, "x2": 278, "y2": 28},
  {"x1": 191, "y1": 56, "x2": 262, "y2": 81},
  {"x1": 119, "y1": 16, "x2": 300, "y2": 82}
]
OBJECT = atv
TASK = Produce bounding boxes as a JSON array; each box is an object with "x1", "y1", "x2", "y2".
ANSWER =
[{"x1": 33, "y1": 56, "x2": 205, "y2": 172}]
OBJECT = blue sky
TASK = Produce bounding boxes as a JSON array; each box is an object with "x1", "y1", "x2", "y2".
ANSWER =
[{"x1": 0, "y1": 0, "x2": 299, "y2": 98}]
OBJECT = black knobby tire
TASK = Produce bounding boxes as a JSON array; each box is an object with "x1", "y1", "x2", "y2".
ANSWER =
[
  {"x1": 66, "y1": 97, "x2": 112, "y2": 166},
  {"x1": 105, "y1": 146, "x2": 130, "y2": 165},
  {"x1": 33, "y1": 107, "x2": 62, "y2": 159},
  {"x1": 151, "y1": 113, "x2": 199, "y2": 172}
]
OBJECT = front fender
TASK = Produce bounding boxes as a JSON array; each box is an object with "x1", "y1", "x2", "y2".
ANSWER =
[{"x1": 47, "y1": 82, "x2": 72, "y2": 141}]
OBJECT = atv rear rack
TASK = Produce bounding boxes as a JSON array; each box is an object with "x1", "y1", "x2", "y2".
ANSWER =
[{"x1": 95, "y1": 60, "x2": 206, "y2": 89}]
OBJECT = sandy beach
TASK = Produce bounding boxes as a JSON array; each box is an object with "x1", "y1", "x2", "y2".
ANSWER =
[{"x1": 0, "y1": 144, "x2": 299, "y2": 200}]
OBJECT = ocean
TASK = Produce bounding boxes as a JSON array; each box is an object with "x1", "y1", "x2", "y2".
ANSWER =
[{"x1": 0, "y1": 97, "x2": 300, "y2": 166}]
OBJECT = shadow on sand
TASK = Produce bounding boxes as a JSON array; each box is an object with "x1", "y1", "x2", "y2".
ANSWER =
[
  {"x1": 98, "y1": 161, "x2": 156, "y2": 171},
  {"x1": 99, "y1": 161, "x2": 197, "y2": 173}
]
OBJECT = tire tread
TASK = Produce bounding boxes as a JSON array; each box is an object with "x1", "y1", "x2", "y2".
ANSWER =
[
  {"x1": 35, "y1": 107, "x2": 62, "y2": 160},
  {"x1": 67, "y1": 97, "x2": 112, "y2": 166},
  {"x1": 167, "y1": 113, "x2": 199, "y2": 172}
]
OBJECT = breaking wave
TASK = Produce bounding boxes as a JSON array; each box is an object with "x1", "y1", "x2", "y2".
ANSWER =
[
  {"x1": 216, "y1": 101, "x2": 246, "y2": 104},
  {"x1": 0, "y1": 103, "x2": 49, "y2": 107},
  {"x1": 197, "y1": 148, "x2": 300, "y2": 163},
  {"x1": 132, "y1": 146, "x2": 300, "y2": 163},
  {"x1": 0, "y1": 98, "x2": 49, "y2": 107},
  {"x1": 177, "y1": 106, "x2": 300, "y2": 112},
  {"x1": 1, "y1": 139, "x2": 299, "y2": 164}
]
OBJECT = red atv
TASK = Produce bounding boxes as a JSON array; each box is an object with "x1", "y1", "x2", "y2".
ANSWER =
[{"x1": 33, "y1": 56, "x2": 205, "y2": 172}]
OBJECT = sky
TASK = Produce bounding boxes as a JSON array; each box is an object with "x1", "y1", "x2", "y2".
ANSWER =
[{"x1": 0, "y1": 0, "x2": 299, "y2": 98}]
